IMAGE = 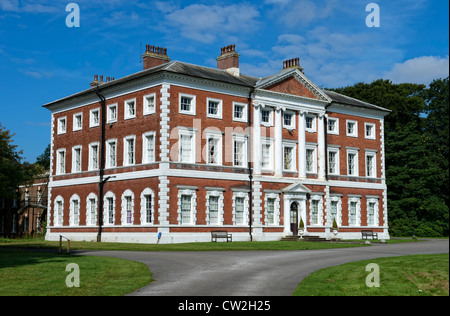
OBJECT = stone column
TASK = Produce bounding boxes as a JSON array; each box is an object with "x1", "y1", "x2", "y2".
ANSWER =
[
  {"x1": 274, "y1": 106, "x2": 283, "y2": 177},
  {"x1": 318, "y1": 113, "x2": 326, "y2": 180},
  {"x1": 298, "y1": 110, "x2": 307, "y2": 179},
  {"x1": 253, "y1": 103, "x2": 262, "y2": 175}
]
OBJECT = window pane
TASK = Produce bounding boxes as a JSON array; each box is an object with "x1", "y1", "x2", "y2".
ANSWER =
[
  {"x1": 235, "y1": 197, "x2": 244, "y2": 224},
  {"x1": 209, "y1": 196, "x2": 219, "y2": 224},
  {"x1": 181, "y1": 195, "x2": 191, "y2": 224},
  {"x1": 267, "y1": 198, "x2": 275, "y2": 224}
]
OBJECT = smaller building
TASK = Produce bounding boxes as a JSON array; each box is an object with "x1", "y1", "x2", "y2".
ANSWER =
[{"x1": 0, "y1": 174, "x2": 48, "y2": 237}]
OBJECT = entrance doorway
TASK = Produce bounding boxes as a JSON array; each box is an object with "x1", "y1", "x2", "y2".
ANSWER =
[{"x1": 290, "y1": 202, "x2": 298, "y2": 235}]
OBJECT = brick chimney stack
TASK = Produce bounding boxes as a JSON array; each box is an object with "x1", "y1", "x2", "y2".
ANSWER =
[
  {"x1": 282, "y1": 57, "x2": 304, "y2": 72},
  {"x1": 217, "y1": 44, "x2": 240, "y2": 76},
  {"x1": 90, "y1": 75, "x2": 115, "y2": 87},
  {"x1": 142, "y1": 44, "x2": 171, "y2": 70}
]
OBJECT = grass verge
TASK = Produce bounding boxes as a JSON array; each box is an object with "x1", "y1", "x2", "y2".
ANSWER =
[
  {"x1": 0, "y1": 237, "x2": 419, "y2": 252},
  {"x1": 0, "y1": 249, "x2": 152, "y2": 296},
  {"x1": 293, "y1": 253, "x2": 449, "y2": 296}
]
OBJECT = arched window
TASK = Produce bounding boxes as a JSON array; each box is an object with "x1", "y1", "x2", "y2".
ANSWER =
[
  {"x1": 140, "y1": 188, "x2": 155, "y2": 224},
  {"x1": 69, "y1": 194, "x2": 81, "y2": 226},
  {"x1": 121, "y1": 189, "x2": 135, "y2": 225},
  {"x1": 86, "y1": 193, "x2": 98, "y2": 226},
  {"x1": 103, "y1": 191, "x2": 116, "y2": 226},
  {"x1": 54, "y1": 196, "x2": 64, "y2": 226}
]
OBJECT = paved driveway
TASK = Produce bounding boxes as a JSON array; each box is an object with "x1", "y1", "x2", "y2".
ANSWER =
[{"x1": 74, "y1": 239, "x2": 448, "y2": 296}]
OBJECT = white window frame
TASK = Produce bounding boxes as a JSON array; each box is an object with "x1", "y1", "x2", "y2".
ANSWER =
[
  {"x1": 260, "y1": 108, "x2": 273, "y2": 127},
  {"x1": 107, "y1": 103, "x2": 118, "y2": 123},
  {"x1": 327, "y1": 117, "x2": 339, "y2": 135},
  {"x1": 56, "y1": 148, "x2": 66, "y2": 175},
  {"x1": 103, "y1": 191, "x2": 116, "y2": 226},
  {"x1": 178, "y1": 129, "x2": 196, "y2": 164},
  {"x1": 89, "y1": 142, "x2": 99, "y2": 171},
  {"x1": 366, "y1": 196, "x2": 380, "y2": 226},
  {"x1": 233, "y1": 134, "x2": 248, "y2": 168},
  {"x1": 327, "y1": 146, "x2": 340, "y2": 175},
  {"x1": 232, "y1": 191, "x2": 249, "y2": 226},
  {"x1": 283, "y1": 142, "x2": 297, "y2": 172},
  {"x1": 264, "y1": 192, "x2": 280, "y2": 226},
  {"x1": 124, "y1": 98, "x2": 136, "y2": 120},
  {"x1": 346, "y1": 120, "x2": 358, "y2": 137},
  {"x1": 347, "y1": 148, "x2": 359, "y2": 177},
  {"x1": 106, "y1": 139, "x2": 117, "y2": 168},
  {"x1": 57, "y1": 116, "x2": 67, "y2": 134},
  {"x1": 121, "y1": 189, "x2": 135, "y2": 226},
  {"x1": 179, "y1": 93, "x2": 196, "y2": 116},
  {"x1": 140, "y1": 188, "x2": 155, "y2": 225},
  {"x1": 54, "y1": 195, "x2": 64, "y2": 226},
  {"x1": 309, "y1": 195, "x2": 323, "y2": 226},
  {"x1": 177, "y1": 188, "x2": 197, "y2": 225},
  {"x1": 283, "y1": 111, "x2": 295, "y2": 130},
  {"x1": 73, "y1": 113, "x2": 83, "y2": 131},
  {"x1": 72, "y1": 145, "x2": 82, "y2": 173},
  {"x1": 90, "y1": 108, "x2": 100, "y2": 128},
  {"x1": 365, "y1": 122, "x2": 376, "y2": 140},
  {"x1": 305, "y1": 115, "x2": 316, "y2": 132},
  {"x1": 206, "y1": 189, "x2": 224, "y2": 225},
  {"x1": 329, "y1": 195, "x2": 342, "y2": 227},
  {"x1": 143, "y1": 93, "x2": 156, "y2": 116},
  {"x1": 69, "y1": 194, "x2": 81, "y2": 227},
  {"x1": 206, "y1": 97, "x2": 223, "y2": 119},
  {"x1": 86, "y1": 193, "x2": 97, "y2": 226},
  {"x1": 261, "y1": 138, "x2": 274, "y2": 171},
  {"x1": 206, "y1": 131, "x2": 223, "y2": 166},
  {"x1": 348, "y1": 196, "x2": 361, "y2": 226},
  {"x1": 142, "y1": 132, "x2": 156, "y2": 164},
  {"x1": 233, "y1": 102, "x2": 247, "y2": 122},
  {"x1": 123, "y1": 135, "x2": 136, "y2": 166},
  {"x1": 305, "y1": 144, "x2": 317, "y2": 174},
  {"x1": 365, "y1": 150, "x2": 377, "y2": 178}
]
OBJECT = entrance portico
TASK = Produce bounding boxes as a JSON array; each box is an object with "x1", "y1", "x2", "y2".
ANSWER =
[{"x1": 282, "y1": 183, "x2": 310, "y2": 236}]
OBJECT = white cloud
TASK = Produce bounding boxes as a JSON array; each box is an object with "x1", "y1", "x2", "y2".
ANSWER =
[
  {"x1": 384, "y1": 56, "x2": 450, "y2": 85},
  {"x1": 0, "y1": 0, "x2": 57, "y2": 13},
  {"x1": 164, "y1": 3, "x2": 260, "y2": 43}
]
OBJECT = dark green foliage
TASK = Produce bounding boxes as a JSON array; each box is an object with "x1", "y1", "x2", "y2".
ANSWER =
[{"x1": 330, "y1": 78, "x2": 449, "y2": 237}]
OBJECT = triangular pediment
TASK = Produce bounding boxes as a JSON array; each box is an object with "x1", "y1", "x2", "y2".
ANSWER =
[
  {"x1": 256, "y1": 69, "x2": 331, "y2": 102},
  {"x1": 282, "y1": 182, "x2": 311, "y2": 194}
]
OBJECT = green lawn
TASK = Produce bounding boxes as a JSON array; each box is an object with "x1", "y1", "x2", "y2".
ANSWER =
[
  {"x1": 0, "y1": 249, "x2": 152, "y2": 296},
  {"x1": 293, "y1": 254, "x2": 449, "y2": 296},
  {"x1": 1, "y1": 237, "x2": 413, "y2": 252}
]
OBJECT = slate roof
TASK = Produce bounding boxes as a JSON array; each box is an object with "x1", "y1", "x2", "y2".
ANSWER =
[
  {"x1": 324, "y1": 90, "x2": 391, "y2": 113},
  {"x1": 44, "y1": 61, "x2": 390, "y2": 114}
]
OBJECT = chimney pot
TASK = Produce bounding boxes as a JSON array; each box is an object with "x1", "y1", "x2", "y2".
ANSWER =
[
  {"x1": 282, "y1": 57, "x2": 304, "y2": 72},
  {"x1": 142, "y1": 44, "x2": 171, "y2": 70}
]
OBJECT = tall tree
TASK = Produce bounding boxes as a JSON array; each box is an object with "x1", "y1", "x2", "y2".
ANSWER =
[
  {"x1": 330, "y1": 78, "x2": 449, "y2": 237},
  {"x1": 0, "y1": 123, "x2": 42, "y2": 199}
]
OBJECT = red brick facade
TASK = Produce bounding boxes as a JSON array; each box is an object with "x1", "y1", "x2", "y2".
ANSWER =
[{"x1": 44, "y1": 46, "x2": 390, "y2": 243}]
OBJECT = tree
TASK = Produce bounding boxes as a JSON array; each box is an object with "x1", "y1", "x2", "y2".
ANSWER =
[
  {"x1": 0, "y1": 123, "x2": 42, "y2": 199},
  {"x1": 36, "y1": 144, "x2": 50, "y2": 170},
  {"x1": 329, "y1": 78, "x2": 449, "y2": 237}
]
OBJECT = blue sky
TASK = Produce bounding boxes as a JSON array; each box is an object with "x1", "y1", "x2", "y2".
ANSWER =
[{"x1": 0, "y1": 0, "x2": 448, "y2": 163}]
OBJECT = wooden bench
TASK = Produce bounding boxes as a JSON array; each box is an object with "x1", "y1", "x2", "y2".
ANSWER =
[
  {"x1": 211, "y1": 230, "x2": 232, "y2": 242},
  {"x1": 361, "y1": 230, "x2": 378, "y2": 240}
]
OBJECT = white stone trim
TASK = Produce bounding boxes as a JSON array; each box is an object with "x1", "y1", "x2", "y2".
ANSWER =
[
  {"x1": 205, "y1": 189, "x2": 224, "y2": 225},
  {"x1": 121, "y1": 189, "x2": 135, "y2": 226},
  {"x1": 103, "y1": 191, "x2": 116, "y2": 226},
  {"x1": 232, "y1": 191, "x2": 249, "y2": 226},
  {"x1": 69, "y1": 194, "x2": 81, "y2": 226},
  {"x1": 177, "y1": 188, "x2": 197, "y2": 225},
  {"x1": 264, "y1": 192, "x2": 280, "y2": 225},
  {"x1": 140, "y1": 188, "x2": 155, "y2": 225},
  {"x1": 86, "y1": 192, "x2": 98, "y2": 226}
]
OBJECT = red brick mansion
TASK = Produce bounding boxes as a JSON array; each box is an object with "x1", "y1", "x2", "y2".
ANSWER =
[{"x1": 44, "y1": 44, "x2": 390, "y2": 243}]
